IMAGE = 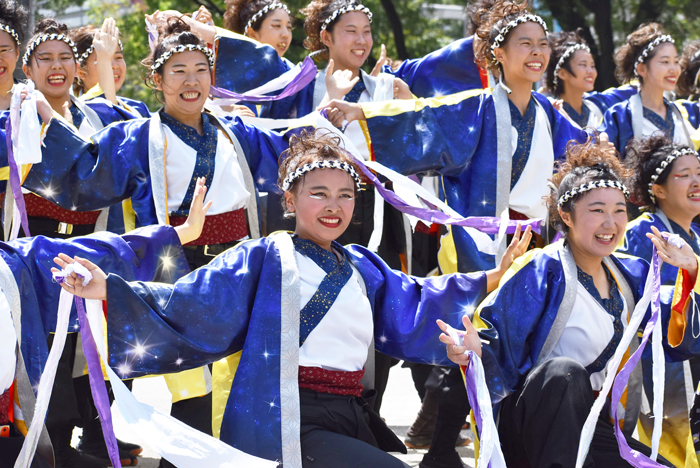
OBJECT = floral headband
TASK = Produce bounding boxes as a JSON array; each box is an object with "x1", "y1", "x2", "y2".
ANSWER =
[
  {"x1": 490, "y1": 14, "x2": 548, "y2": 62},
  {"x1": 648, "y1": 148, "x2": 699, "y2": 203},
  {"x1": 282, "y1": 160, "x2": 362, "y2": 191},
  {"x1": 78, "y1": 39, "x2": 124, "y2": 64},
  {"x1": 23, "y1": 33, "x2": 78, "y2": 66},
  {"x1": 553, "y1": 43, "x2": 590, "y2": 88},
  {"x1": 321, "y1": 4, "x2": 372, "y2": 32},
  {"x1": 634, "y1": 35, "x2": 674, "y2": 77},
  {"x1": 0, "y1": 23, "x2": 20, "y2": 46},
  {"x1": 244, "y1": 2, "x2": 291, "y2": 35},
  {"x1": 150, "y1": 43, "x2": 214, "y2": 72},
  {"x1": 557, "y1": 180, "x2": 629, "y2": 208}
]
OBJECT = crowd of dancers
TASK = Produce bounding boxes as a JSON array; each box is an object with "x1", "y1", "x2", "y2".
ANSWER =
[{"x1": 2, "y1": 0, "x2": 700, "y2": 467}]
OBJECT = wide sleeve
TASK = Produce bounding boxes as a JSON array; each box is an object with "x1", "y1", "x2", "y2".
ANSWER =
[
  {"x1": 104, "y1": 239, "x2": 272, "y2": 377},
  {"x1": 584, "y1": 85, "x2": 637, "y2": 114},
  {"x1": 598, "y1": 102, "x2": 632, "y2": 157},
  {"x1": 384, "y1": 36, "x2": 484, "y2": 98},
  {"x1": 360, "y1": 88, "x2": 488, "y2": 176},
  {"x1": 18, "y1": 118, "x2": 156, "y2": 225},
  {"x1": 534, "y1": 93, "x2": 588, "y2": 161},
  {"x1": 677, "y1": 100, "x2": 700, "y2": 130},
  {"x1": 220, "y1": 116, "x2": 285, "y2": 193},
  {"x1": 345, "y1": 244, "x2": 487, "y2": 365},
  {"x1": 472, "y1": 250, "x2": 566, "y2": 403},
  {"x1": 619, "y1": 216, "x2": 655, "y2": 260}
]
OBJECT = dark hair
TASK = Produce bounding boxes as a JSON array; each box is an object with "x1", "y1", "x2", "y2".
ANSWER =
[
  {"x1": 302, "y1": 0, "x2": 369, "y2": 62},
  {"x1": 24, "y1": 18, "x2": 74, "y2": 66},
  {"x1": 465, "y1": 0, "x2": 496, "y2": 37},
  {"x1": 548, "y1": 136, "x2": 630, "y2": 234},
  {"x1": 0, "y1": 0, "x2": 29, "y2": 46},
  {"x1": 474, "y1": 0, "x2": 538, "y2": 75},
  {"x1": 614, "y1": 22, "x2": 671, "y2": 85},
  {"x1": 224, "y1": 0, "x2": 289, "y2": 33},
  {"x1": 678, "y1": 41, "x2": 700, "y2": 98},
  {"x1": 70, "y1": 25, "x2": 97, "y2": 94},
  {"x1": 142, "y1": 18, "x2": 209, "y2": 100},
  {"x1": 625, "y1": 135, "x2": 696, "y2": 209},
  {"x1": 544, "y1": 30, "x2": 591, "y2": 97},
  {"x1": 278, "y1": 129, "x2": 361, "y2": 214}
]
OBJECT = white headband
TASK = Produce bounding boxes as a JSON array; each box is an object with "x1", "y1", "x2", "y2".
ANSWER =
[
  {"x1": 557, "y1": 180, "x2": 629, "y2": 208},
  {"x1": 282, "y1": 160, "x2": 362, "y2": 191},
  {"x1": 553, "y1": 43, "x2": 590, "y2": 88},
  {"x1": 0, "y1": 23, "x2": 20, "y2": 46},
  {"x1": 490, "y1": 14, "x2": 548, "y2": 62},
  {"x1": 244, "y1": 2, "x2": 291, "y2": 35},
  {"x1": 634, "y1": 35, "x2": 674, "y2": 77},
  {"x1": 150, "y1": 43, "x2": 214, "y2": 72},
  {"x1": 78, "y1": 39, "x2": 124, "y2": 64},
  {"x1": 23, "y1": 33, "x2": 78, "y2": 66},
  {"x1": 648, "y1": 148, "x2": 699, "y2": 203},
  {"x1": 321, "y1": 4, "x2": 372, "y2": 32}
]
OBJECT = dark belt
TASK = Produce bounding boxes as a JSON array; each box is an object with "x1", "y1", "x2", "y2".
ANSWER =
[
  {"x1": 26, "y1": 216, "x2": 95, "y2": 237},
  {"x1": 182, "y1": 240, "x2": 242, "y2": 258}
]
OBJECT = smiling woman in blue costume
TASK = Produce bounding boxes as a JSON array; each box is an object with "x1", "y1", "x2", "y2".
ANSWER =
[
  {"x1": 599, "y1": 23, "x2": 695, "y2": 158},
  {"x1": 439, "y1": 139, "x2": 700, "y2": 467},
  {"x1": 54, "y1": 129, "x2": 532, "y2": 468},
  {"x1": 619, "y1": 135, "x2": 700, "y2": 467},
  {"x1": 0, "y1": 0, "x2": 28, "y2": 112},
  {"x1": 322, "y1": 0, "x2": 591, "y2": 274}
]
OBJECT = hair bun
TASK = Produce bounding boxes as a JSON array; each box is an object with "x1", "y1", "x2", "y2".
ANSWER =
[{"x1": 34, "y1": 18, "x2": 68, "y2": 35}]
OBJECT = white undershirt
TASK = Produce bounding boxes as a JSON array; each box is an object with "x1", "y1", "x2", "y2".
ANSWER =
[
  {"x1": 642, "y1": 106, "x2": 695, "y2": 147},
  {"x1": 163, "y1": 125, "x2": 251, "y2": 215},
  {"x1": 296, "y1": 251, "x2": 373, "y2": 372},
  {"x1": 550, "y1": 281, "x2": 629, "y2": 391}
]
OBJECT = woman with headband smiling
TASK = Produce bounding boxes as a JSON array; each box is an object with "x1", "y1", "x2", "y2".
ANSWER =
[
  {"x1": 53, "y1": 128, "x2": 532, "y2": 468},
  {"x1": 439, "y1": 138, "x2": 700, "y2": 467},
  {"x1": 0, "y1": 0, "x2": 28, "y2": 111},
  {"x1": 599, "y1": 23, "x2": 694, "y2": 158}
]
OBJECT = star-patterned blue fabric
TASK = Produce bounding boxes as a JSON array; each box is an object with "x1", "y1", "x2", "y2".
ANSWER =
[
  {"x1": 509, "y1": 98, "x2": 537, "y2": 190},
  {"x1": 68, "y1": 104, "x2": 85, "y2": 130},
  {"x1": 343, "y1": 78, "x2": 367, "y2": 104},
  {"x1": 576, "y1": 265, "x2": 624, "y2": 374},
  {"x1": 563, "y1": 101, "x2": 591, "y2": 128},
  {"x1": 292, "y1": 237, "x2": 353, "y2": 346},
  {"x1": 643, "y1": 100, "x2": 675, "y2": 137},
  {"x1": 161, "y1": 112, "x2": 217, "y2": 216}
]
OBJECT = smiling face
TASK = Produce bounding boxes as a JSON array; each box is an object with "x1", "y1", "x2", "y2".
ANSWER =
[
  {"x1": 322, "y1": 11, "x2": 373, "y2": 72},
  {"x1": 495, "y1": 21, "x2": 550, "y2": 85},
  {"x1": 23, "y1": 40, "x2": 77, "y2": 101},
  {"x1": 285, "y1": 167, "x2": 356, "y2": 251},
  {"x1": 248, "y1": 8, "x2": 292, "y2": 57},
  {"x1": 654, "y1": 154, "x2": 700, "y2": 221},
  {"x1": 154, "y1": 50, "x2": 211, "y2": 121},
  {"x1": 637, "y1": 42, "x2": 680, "y2": 92},
  {"x1": 79, "y1": 48, "x2": 127, "y2": 93},
  {"x1": 559, "y1": 49, "x2": 597, "y2": 93},
  {"x1": 0, "y1": 30, "x2": 18, "y2": 88},
  {"x1": 561, "y1": 187, "x2": 628, "y2": 260}
]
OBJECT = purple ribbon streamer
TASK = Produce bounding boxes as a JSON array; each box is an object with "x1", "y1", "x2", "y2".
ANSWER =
[
  {"x1": 75, "y1": 296, "x2": 122, "y2": 468},
  {"x1": 463, "y1": 356, "x2": 484, "y2": 439},
  {"x1": 609, "y1": 246, "x2": 665, "y2": 467},
  {"x1": 4, "y1": 118, "x2": 31, "y2": 237},
  {"x1": 210, "y1": 56, "x2": 317, "y2": 103}
]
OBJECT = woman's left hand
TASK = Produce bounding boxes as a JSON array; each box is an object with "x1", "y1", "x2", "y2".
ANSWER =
[
  {"x1": 647, "y1": 225, "x2": 699, "y2": 278},
  {"x1": 393, "y1": 77, "x2": 412, "y2": 100},
  {"x1": 174, "y1": 177, "x2": 212, "y2": 245}
]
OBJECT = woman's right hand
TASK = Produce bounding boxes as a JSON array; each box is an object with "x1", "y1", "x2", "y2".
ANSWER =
[
  {"x1": 324, "y1": 59, "x2": 360, "y2": 101},
  {"x1": 437, "y1": 316, "x2": 483, "y2": 364},
  {"x1": 52, "y1": 254, "x2": 108, "y2": 301},
  {"x1": 318, "y1": 99, "x2": 366, "y2": 124}
]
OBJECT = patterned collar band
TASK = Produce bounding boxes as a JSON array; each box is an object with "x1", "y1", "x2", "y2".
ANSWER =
[
  {"x1": 490, "y1": 14, "x2": 548, "y2": 62},
  {"x1": 648, "y1": 148, "x2": 699, "y2": 203},
  {"x1": 78, "y1": 39, "x2": 124, "y2": 64},
  {"x1": 320, "y1": 4, "x2": 372, "y2": 32},
  {"x1": 244, "y1": 2, "x2": 291, "y2": 35},
  {"x1": 634, "y1": 35, "x2": 674, "y2": 77},
  {"x1": 150, "y1": 44, "x2": 215, "y2": 72},
  {"x1": 23, "y1": 33, "x2": 78, "y2": 66},
  {"x1": 0, "y1": 23, "x2": 20, "y2": 46},
  {"x1": 557, "y1": 180, "x2": 629, "y2": 208},
  {"x1": 282, "y1": 160, "x2": 362, "y2": 191},
  {"x1": 553, "y1": 43, "x2": 590, "y2": 88}
]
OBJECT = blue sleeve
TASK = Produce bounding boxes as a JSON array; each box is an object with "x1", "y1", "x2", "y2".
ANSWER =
[
  {"x1": 85, "y1": 99, "x2": 141, "y2": 126},
  {"x1": 680, "y1": 100, "x2": 700, "y2": 129},
  {"x1": 346, "y1": 244, "x2": 487, "y2": 365},
  {"x1": 384, "y1": 36, "x2": 484, "y2": 98},
  {"x1": 598, "y1": 102, "x2": 632, "y2": 157},
  {"x1": 584, "y1": 85, "x2": 637, "y2": 113},
  {"x1": 104, "y1": 239, "x2": 272, "y2": 376},
  {"x1": 534, "y1": 93, "x2": 588, "y2": 161}
]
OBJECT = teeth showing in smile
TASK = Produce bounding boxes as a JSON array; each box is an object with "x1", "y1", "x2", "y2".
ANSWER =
[
  {"x1": 48, "y1": 75, "x2": 65, "y2": 84},
  {"x1": 182, "y1": 92, "x2": 199, "y2": 100},
  {"x1": 689, "y1": 193, "x2": 700, "y2": 200},
  {"x1": 0, "y1": 67, "x2": 5, "y2": 74},
  {"x1": 351, "y1": 49, "x2": 365, "y2": 57},
  {"x1": 278, "y1": 43, "x2": 287, "y2": 49},
  {"x1": 319, "y1": 217, "x2": 340, "y2": 224},
  {"x1": 596, "y1": 234, "x2": 613, "y2": 241},
  {"x1": 526, "y1": 62, "x2": 542, "y2": 70}
]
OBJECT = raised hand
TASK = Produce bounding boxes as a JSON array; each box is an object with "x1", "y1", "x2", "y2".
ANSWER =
[
  {"x1": 370, "y1": 44, "x2": 387, "y2": 77},
  {"x1": 174, "y1": 177, "x2": 212, "y2": 245},
  {"x1": 324, "y1": 59, "x2": 360, "y2": 101},
  {"x1": 647, "y1": 225, "x2": 699, "y2": 278},
  {"x1": 437, "y1": 315, "x2": 483, "y2": 365},
  {"x1": 193, "y1": 6, "x2": 213, "y2": 25},
  {"x1": 485, "y1": 223, "x2": 532, "y2": 291},
  {"x1": 52, "y1": 254, "x2": 108, "y2": 301},
  {"x1": 393, "y1": 77, "x2": 412, "y2": 100},
  {"x1": 93, "y1": 17, "x2": 120, "y2": 58}
]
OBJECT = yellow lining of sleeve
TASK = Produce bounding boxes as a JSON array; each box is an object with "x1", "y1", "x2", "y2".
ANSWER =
[
  {"x1": 361, "y1": 87, "x2": 488, "y2": 119},
  {"x1": 81, "y1": 83, "x2": 105, "y2": 101}
]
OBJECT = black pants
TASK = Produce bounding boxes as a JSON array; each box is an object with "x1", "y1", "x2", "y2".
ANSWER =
[
  {"x1": 498, "y1": 357, "x2": 673, "y2": 468},
  {"x1": 299, "y1": 389, "x2": 409, "y2": 468}
]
